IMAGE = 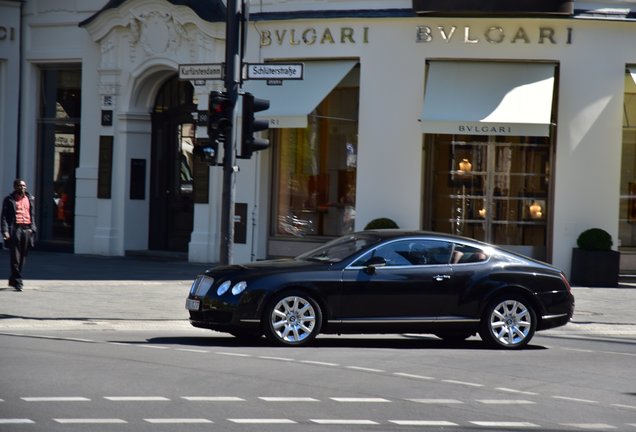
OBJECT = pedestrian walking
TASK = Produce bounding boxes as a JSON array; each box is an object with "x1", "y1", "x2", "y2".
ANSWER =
[{"x1": 1, "y1": 178, "x2": 37, "y2": 291}]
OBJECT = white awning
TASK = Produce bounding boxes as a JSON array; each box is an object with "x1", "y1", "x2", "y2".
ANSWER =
[
  {"x1": 243, "y1": 60, "x2": 357, "y2": 128},
  {"x1": 628, "y1": 67, "x2": 636, "y2": 87},
  {"x1": 421, "y1": 62, "x2": 556, "y2": 136}
]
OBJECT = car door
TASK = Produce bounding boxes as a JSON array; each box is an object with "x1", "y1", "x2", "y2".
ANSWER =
[{"x1": 337, "y1": 239, "x2": 455, "y2": 329}]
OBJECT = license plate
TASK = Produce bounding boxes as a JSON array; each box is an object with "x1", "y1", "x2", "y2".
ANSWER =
[{"x1": 185, "y1": 298, "x2": 201, "y2": 311}]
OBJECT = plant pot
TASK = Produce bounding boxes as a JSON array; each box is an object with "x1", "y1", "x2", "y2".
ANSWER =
[{"x1": 570, "y1": 248, "x2": 620, "y2": 287}]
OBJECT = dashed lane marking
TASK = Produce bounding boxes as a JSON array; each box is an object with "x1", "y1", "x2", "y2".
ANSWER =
[
  {"x1": 104, "y1": 396, "x2": 170, "y2": 401},
  {"x1": 552, "y1": 395, "x2": 598, "y2": 404},
  {"x1": 393, "y1": 372, "x2": 435, "y2": 380},
  {"x1": 310, "y1": 419, "x2": 379, "y2": 425},
  {"x1": 561, "y1": 423, "x2": 617, "y2": 430},
  {"x1": 182, "y1": 396, "x2": 245, "y2": 401},
  {"x1": 144, "y1": 418, "x2": 213, "y2": 424},
  {"x1": 471, "y1": 421, "x2": 540, "y2": 428},
  {"x1": 390, "y1": 420, "x2": 458, "y2": 426},
  {"x1": 496, "y1": 387, "x2": 539, "y2": 396},
  {"x1": 407, "y1": 398, "x2": 463, "y2": 404},
  {"x1": 347, "y1": 366, "x2": 385, "y2": 373},
  {"x1": 330, "y1": 397, "x2": 391, "y2": 403},
  {"x1": 477, "y1": 399, "x2": 536, "y2": 405},
  {"x1": 228, "y1": 418, "x2": 296, "y2": 424},
  {"x1": 53, "y1": 418, "x2": 127, "y2": 424},
  {"x1": 442, "y1": 379, "x2": 484, "y2": 387},
  {"x1": 0, "y1": 419, "x2": 35, "y2": 424},
  {"x1": 259, "y1": 397, "x2": 319, "y2": 402},
  {"x1": 22, "y1": 397, "x2": 90, "y2": 402}
]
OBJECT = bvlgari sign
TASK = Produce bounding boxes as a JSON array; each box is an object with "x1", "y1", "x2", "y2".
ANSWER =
[{"x1": 413, "y1": 0, "x2": 573, "y2": 15}]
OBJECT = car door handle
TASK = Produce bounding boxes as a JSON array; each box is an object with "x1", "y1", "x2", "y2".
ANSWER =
[{"x1": 433, "y1": 274, "x2": 451, "y2": 281}]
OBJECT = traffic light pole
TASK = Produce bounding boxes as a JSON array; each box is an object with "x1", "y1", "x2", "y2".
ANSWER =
[{"x1": 220, "y1": 0, "x2": 241, "y2": 265}]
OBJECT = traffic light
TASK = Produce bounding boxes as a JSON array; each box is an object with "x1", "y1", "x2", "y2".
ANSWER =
[
  {"x1": 239, "y1": 92, "x2": 270, "y2": 159},
  {"x1": 193, "y1": 138, "x2": 219, "y2": 165},
  {"x1": 208, "y1": 91, "x2": 234, "y2": 144}
]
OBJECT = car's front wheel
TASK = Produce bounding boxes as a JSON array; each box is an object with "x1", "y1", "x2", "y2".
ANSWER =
[
  {"x1": 479, "y1": 296, "x2": 536, "y2": 349},
  {"x1": 263, "y1": 292, "x2": 322, "y2": 346}
]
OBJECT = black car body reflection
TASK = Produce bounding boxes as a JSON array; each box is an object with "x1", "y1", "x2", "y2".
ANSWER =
[{"x1": 186, "y1": 230, "x2": 574, "y2": 349}]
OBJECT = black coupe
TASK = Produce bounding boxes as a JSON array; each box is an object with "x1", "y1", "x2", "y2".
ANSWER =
[{"x1": 186, "y1": 230, "x2": 574, "y2": 349}]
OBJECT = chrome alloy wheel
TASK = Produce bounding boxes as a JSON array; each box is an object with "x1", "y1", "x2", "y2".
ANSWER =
[
  {"x1": 270, "y1": 295, "x2": 318, "y2": 344},
  {"x1": 488, "y1": 299, "x2": 532, "y2": 346}
]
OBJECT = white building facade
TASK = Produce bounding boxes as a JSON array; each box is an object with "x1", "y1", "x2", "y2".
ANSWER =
[{"x1": 2, "y1": 0, "x2": 636, "y2": 277}]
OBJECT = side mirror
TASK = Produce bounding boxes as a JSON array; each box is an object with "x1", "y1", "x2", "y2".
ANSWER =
[{"x1": 364, "y1": 256, "x2": 386, "y2": 274}]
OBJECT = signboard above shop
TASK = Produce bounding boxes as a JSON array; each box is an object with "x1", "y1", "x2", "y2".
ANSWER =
[{"x1": 412, "y1": 0, "x2": 573, "y2": 15}]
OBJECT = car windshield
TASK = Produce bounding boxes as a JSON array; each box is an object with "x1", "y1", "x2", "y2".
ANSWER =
[{"x1": 296, "y1": 233, "x2": 382, "y2": 263}]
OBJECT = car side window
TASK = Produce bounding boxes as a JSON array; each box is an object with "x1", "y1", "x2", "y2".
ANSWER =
[
  {"x1": 452, "y1": 244, "x2": 488, "y2": 264},
  {"x1": 355, "y1": 239, "x2": 453, "y2": 267}
]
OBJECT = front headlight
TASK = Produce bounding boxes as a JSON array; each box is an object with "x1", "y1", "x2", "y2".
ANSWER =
[
  {"x1": 231, "y1": 281, "x2": 248, "y2": 295},
  {"x1": 216, "y1": 280, "x2": 232, "y2": 296}
]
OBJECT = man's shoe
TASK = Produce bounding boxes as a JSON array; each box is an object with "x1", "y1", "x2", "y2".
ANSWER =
[
  {"x1": 14, "y1": 282, "x2": 23, "y2": 291},
  {"x1": 8, "y1": 280, "x2": 15, "y2": 288}
]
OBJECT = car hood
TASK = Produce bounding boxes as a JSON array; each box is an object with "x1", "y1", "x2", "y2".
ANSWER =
[{"x1": 203, "y1": 258, "x2": 330, "y2": 279}]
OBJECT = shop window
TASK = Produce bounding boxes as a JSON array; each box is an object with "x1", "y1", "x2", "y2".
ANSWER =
[
  {"x1": 426, "y1": 134, "x2": 550, "y2": 260},
  {"x1": 272, "y1": 80, "x2": 359, "y2": 239},
  {"x1": 619, "y1": 70, "x2": 636, "y2": 248},
  {"x1": 37, "y1": 67, "x2": 81, "y2": 249}
]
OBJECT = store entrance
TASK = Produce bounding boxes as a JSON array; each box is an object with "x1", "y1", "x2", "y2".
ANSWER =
[
  {"x1": 148, "y1": 76, "x2": 196, "y2": 252},
  {"x1": 425, "y1": 134, "x2": 552, "y2": 261}
]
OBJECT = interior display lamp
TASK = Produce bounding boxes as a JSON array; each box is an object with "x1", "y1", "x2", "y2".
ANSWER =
[
  {"x1": 529, "y1": 201, "x2": 543, "y2": 219},
  {"x1": 458, "y1": 158, "x2": 472, "y2": 174}
]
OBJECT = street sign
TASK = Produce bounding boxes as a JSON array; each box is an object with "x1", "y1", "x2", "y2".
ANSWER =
[
  {"x1": 179, "y1": 63, "x2": 224, "y2": 81},
  {"x1": 245, "y1": 63, "x2": 304, "y2": 80}
]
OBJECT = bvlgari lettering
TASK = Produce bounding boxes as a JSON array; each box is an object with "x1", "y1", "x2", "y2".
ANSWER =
[
  {"x1": 416, "y1": 25, "x2": 571, "y2": 45},
  {"x1": 459, "y1": 125, "x2": 513, "y2": 133},
  {"x1": 260, "y1": 27, "x2": 369, "y2": 47},
  {"x1": 0, "y1": 26, "x2": 16, "y2": 41}
]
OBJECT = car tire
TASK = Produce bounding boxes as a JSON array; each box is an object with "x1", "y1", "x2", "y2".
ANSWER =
[
  {"x1": 479, "y1": 295, "x2": 537, "y2": 349},
  {"x1": 263, "y1": 291, "x2": 322, "y2": 347}
]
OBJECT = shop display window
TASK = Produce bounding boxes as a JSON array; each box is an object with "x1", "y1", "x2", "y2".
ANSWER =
[
  {"x1": 272, "y1": 74, "x2": 359, "y2": 239},
  {"x1": 619, "y1": 71, "x2": 636, "y2": 247},
  {"x1": 426, "y1": 134, "x2": 550, "y2": 259}
]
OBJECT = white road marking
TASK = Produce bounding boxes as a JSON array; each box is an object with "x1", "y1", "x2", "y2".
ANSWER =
[
  {"x1": 471, "y1": 421, "x2": 540, "y2": 428},
  {"x1": 330, "y1": 397, "x2": 391, "y2": 403},
  {"x1": 104, "y1": 396, "x2": 170, "y2": 401},
  {"x1": 552, "y1": 395, "x2": 598, "y2": 404},
  {"x1": 390, "y1": 420, "x2": 458, "y2": 426},
  {"x1": 311, "y1": 419, "x2": 379, "y2": 425},
  {"x1": 22, "y1": 397, "x2": 90, "y2": 402},
  {"x1": 496, "y1": 387, "x2": 539, "y2": 396},
  {"x1": 442, "y1": 379, "x2": 483, "y2": 387},
  {"x1": 477, "y1": 399, "x2": 536, "y2": 405},
  {"x1": 175, "y1": 348, "x2": 209, "y2": 353},
  {"x1": 0, "y1": 419, "x2": 35, "y2": 424},
  {"x1": 300, "y1": 360, "x2": 339, "y2": 366},
  {"x1": 393, "y1": 372, "x2": 435, "y2": 380},
  {"x1": 182, "y1": 396, "x2": 245, "y2": 401},
  {"x1": 259, "y1": 397, "x2": 319, "y2": 402},
  {"x1": 142, "y1": 345, "x2": 169, "y2": 350},
  {"x1": 144, "y1": 418, "x2": 213, "y2": 424},
  {"x1": 560, "y1": 424, "x2": 617, "y2": 430},
  {"x1": 228, "y1": 418, "x2": 296, "y2": 424},
  {"x1": 54, "y1": 418, "x2": 127, "y2": 424},
  {"x1": 612, "y1": 403, "x2": 636, "y2": 410},
  {"x1": 216, "y1": 351, "x2": 250, "y2": 357},
  {"x1": 347, "y1": 366, "x2": 384, "y2": 373},
  {"x1": 257, "y1": 356, "x2": 295, "y2": 362},
  {"x1": 407, "y1": 398, "x2": 463, "y2": 404}
]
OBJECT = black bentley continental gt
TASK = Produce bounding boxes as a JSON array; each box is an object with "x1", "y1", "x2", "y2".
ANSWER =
[{"x1": 186, "y1": 230, "x2": 574, "y2": 349}]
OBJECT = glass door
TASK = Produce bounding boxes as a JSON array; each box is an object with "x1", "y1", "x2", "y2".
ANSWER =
[{"x1": 427, "y1": 134, "x2": 551, "y2": 260}]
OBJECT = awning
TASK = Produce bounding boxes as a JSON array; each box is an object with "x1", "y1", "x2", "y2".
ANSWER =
[
  {"x1": 628, "y1": 67, "x2": 636, "y2": 87},
  {"x1": 243, "y1": 60, "x2": 357, "y2": 128},
  {"x1": 421, "y1": 62, "x2": 556, "y2": 136}
]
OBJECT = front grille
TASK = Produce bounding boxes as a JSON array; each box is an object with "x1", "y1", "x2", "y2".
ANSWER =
[{"x1": 189, "y1": 310, "x2": 233, "y2": 324}]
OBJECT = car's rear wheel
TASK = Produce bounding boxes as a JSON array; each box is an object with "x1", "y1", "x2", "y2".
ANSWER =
[
  {"x1": 479, "y1": 296, "x2": 536, "y2": 349},
  {"x1": 263, "y1": 292, "x2": 322, "y2": 346}
]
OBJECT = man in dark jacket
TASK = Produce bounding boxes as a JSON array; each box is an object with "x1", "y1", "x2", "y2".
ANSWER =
[{"x1": 1, "y1": 178, "x2": 37, "y2": 291}]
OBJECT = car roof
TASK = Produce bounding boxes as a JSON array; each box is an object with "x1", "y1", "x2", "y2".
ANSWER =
[{"x1": 361, "y1": 229, "x2": 491, "y2": 247}]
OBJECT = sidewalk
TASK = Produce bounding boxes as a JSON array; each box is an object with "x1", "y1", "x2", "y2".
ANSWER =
[{"x1": 0, "y1": 250, "x2": 635, "y2": 339}]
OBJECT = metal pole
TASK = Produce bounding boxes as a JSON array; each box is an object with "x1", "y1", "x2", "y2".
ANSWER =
[{"x1": 220, "y1": 0, "x2": 241, "y2": 265}]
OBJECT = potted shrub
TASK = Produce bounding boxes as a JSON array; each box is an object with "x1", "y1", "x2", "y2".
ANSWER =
[
  {"x1": 570, "y1": 228, "x2": 619, "y2": 287},
  {"x1": 364, "y1": 218, "x2": 399, "y2": 229}
]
